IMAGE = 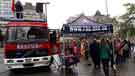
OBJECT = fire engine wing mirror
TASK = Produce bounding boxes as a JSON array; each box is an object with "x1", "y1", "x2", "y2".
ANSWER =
[
  {"x1": 50, "y1": 31, "x2": 56, "y2": 44},
  {"x1": 0, "y1": 27, "x2": 6, "y2": 47}
]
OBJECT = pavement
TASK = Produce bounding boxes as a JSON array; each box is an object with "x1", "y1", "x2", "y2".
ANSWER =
[{"x1": 118, "y1": 59, "x2": 135, "y2": 76}]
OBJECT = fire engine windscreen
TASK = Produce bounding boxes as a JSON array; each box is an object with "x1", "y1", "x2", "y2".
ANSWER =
[{"x1": 7, "y1": 27, "x2": 48, "y2": 42}]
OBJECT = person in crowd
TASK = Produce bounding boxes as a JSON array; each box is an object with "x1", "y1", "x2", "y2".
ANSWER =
[
  {"x1": 122, "y1": 40, "x2": 129, "y2": 62},
  {"x1": 84, "y1": 39, "x2": 89, "y2": 60},
  {"x1": 130, "y1": 40, "x2": 134, "y2": 54},
  {"x1": 80, "y1": 39, "x2": 85, "y2": 57},
  {"x1": 115, "y1": 39, "x2": 127, "y2": 72},
  {"x1": 72, "y1": 39, "x2": 80, "y2": 59},
  {"x1": 115, "y1": 39, "x2": 122, "y2": 65},
  {"x1": 89, "y1": 38, "x2": 100, "y2": 69},
  {"x1": 100, "y1": 39, "x2": 111, "y2": 76},
  {"x1": 76, "y1": 39, "x2": 81, "y2": 56},
  {"x1": 107, "y1": 39, "x2": 114, "y2": 70},
  {"x1": 127, "y1": 40, "x2": 131, "y2": 58}
]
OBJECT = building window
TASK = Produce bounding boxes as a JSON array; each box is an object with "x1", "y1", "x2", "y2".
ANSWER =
[{"x1": 0, "y1": 0, "x2": 13, "y2": 17}]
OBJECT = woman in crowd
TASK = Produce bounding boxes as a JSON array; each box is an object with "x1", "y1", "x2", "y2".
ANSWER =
[
  {"x1": 100, "y1": 39, "x2": 111, "y2": 76},
  {"x1": 115, "y1": 39, "x2": 123, "y2": 64}
]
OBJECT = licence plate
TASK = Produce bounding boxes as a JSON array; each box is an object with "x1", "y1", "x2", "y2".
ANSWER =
[{"x1": 23, "y1": 63, "x2": 34, "y2": 67}]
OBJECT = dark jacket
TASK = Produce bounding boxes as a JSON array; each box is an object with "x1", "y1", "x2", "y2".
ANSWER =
[{"x1": 89, "y1": 41, "x2": 100, "y2": 58}]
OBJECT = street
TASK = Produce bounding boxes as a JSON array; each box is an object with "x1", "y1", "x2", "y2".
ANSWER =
[
  {"x1": 0, "y1": 52, "x2": 64, "y2": 76},
  {"x1": 78, "y1": 58, "x2": 135, "y2": 76},
  {"x1": 0, "y1": 52, "x2": 135, "y2": 76}
]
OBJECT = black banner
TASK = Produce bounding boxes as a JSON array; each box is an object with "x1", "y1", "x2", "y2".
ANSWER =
[{"x1": 62, "y1": 24, "x2": 113, "y2": 34}]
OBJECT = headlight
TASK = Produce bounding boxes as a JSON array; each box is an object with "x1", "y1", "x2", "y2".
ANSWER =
[
  {"x1": 42, "y1": 57, "x2": 48, "y2": 60},
  {"x1": 7, "y1": 60, "x2": 14, "y2": 63}
]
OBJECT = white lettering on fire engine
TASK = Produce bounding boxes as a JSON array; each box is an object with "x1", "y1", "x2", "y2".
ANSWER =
[{"x1": 17, "y1": 44, "x2": 40, "y2": 49}]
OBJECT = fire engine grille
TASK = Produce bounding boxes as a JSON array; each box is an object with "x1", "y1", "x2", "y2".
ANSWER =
[{"x1": 5, "y1": 49, "x2": 48, "y2": 58}]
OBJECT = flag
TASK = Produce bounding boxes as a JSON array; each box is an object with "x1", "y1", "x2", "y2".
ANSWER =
[{"x1": 11, "y1": 0, "x2": 15, "y2": 15}]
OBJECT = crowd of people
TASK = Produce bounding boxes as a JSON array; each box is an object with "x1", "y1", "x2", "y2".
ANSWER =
[
  {"x1": 62, "y1": 37, "x2": 133, "y2": 76},
  {"x1": 88, "y1": 38, "x2": 132, "y2": 76}
]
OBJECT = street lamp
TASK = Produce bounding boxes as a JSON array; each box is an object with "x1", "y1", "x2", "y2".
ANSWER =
[{"x1": 105, "y1": 0, "x2": 109, "y2": 16}]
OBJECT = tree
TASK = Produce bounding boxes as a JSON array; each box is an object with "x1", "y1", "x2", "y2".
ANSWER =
[
  {"x1": 122, "y1": 3, "x2": 135, "y2": 19},
  {"x1": 118, "y1": 3, "x2": 135, "y2": 39}
]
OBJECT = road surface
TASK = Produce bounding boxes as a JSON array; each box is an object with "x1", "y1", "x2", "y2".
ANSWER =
[{"x1": 0, "y1": 52, "x2": 134, "y2": 76}]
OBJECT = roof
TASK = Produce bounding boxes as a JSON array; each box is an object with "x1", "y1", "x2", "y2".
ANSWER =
[
  {"x1": 66, "y1": 14, "x2": 111, "y2": 26},
  {"x1": 62, "y1": 14, "x2": 113, "y2": 35}
]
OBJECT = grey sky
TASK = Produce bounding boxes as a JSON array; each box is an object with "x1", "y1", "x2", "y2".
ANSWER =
[{"x1": 20, "y1": 0, "x2": 135, "y2": 29}]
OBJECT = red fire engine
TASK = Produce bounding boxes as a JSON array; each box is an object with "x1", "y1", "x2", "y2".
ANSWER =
[{"x1": 3, "y1": 19, "x2": 60, "y2": 69}]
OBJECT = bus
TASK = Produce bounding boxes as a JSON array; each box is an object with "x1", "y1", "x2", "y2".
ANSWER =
[{"x1": 3, "y1": 19, "x2": 60, "y2": 69}]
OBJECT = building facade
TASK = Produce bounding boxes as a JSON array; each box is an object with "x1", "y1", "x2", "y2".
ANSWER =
[{"x1": 0, "y1": 0, "x2": 14, "y2": 18}]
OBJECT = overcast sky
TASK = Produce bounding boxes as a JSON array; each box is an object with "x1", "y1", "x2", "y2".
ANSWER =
[{"x1": 20, "y1": 0, "x2": 135, "y2": 29}]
